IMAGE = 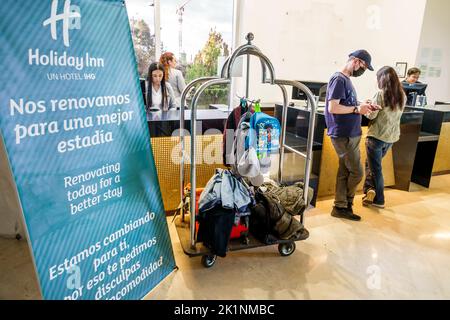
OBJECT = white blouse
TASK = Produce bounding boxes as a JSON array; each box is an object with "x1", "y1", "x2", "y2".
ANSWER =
[
  {"x1": 151, "y1": 85, "x2": 163, "y2": 111},
  {"x1": 146, "y1": 81, "x2": 177, "y2": 111}
]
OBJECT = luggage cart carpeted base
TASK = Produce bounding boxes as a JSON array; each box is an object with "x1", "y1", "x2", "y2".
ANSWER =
[{"x1": 174, "y1": 215, "x2": 309, "y2": 268}]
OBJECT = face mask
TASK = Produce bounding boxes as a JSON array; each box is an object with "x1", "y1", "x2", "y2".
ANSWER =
[
  {"x1": 353, "y1": 66, "x2": 366, "y2": 77},
  {"x1": 352, "y1": 63, "x2": 366, "y2": 77}
]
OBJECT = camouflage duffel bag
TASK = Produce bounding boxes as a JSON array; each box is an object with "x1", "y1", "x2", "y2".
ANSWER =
[{"x1": 260, "y1": 182, "x2": 313, "y2": 216}]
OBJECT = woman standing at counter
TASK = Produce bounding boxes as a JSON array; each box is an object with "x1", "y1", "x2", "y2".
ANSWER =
[
  {"x1": 146, "y1": 62, "x2": 177, "y2": 112},
  {"x1": 160, "y1": 52, "x2": 186, "y2": 107},
  {"x1": 363, "y1": 66, "x2": 406, "y2": 208}
]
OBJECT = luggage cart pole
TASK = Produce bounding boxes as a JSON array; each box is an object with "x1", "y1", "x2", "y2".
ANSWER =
[
  {"x1": 188, "y1": 78, "x2": 231, "y2": 249},
  {"x1": 221, "y1": 47, "x2": 272, "y2": 84},
  {"x1": 274, "y1": 80, "x2": 317, "y2": 224},
  {"x1": 276, "y1": 84, "x2": 289, "y2": 183},
  {"x1": 180, "y1": 77, "x2": 218, "y2": 222},
  {"x1": 245, "y1": 33, "x2": 254, "y2": 97},
  {"x1": 225, "y1": 50, "x2": 275, "y2": 86}
]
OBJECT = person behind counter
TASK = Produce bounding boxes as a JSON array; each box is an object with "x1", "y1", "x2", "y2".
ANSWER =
[
  {"x1": 403, "y1": 67, "x2": 422, "y2": 84},
  {"x1": 159, "y1": 52, "x2": 186, "y2": 107},
  {"x1": 363, "y1": 66, "x2": 406, "y2": 209},
  {"x1": 325, "y1": 49, "x2": 380, "y2": 222},
  {"x1": 146, "y1": 62, "x2": 177, "y2": 112},
  {"x1": 402, "y1": 67, "x2": 427, "y2": 106}
]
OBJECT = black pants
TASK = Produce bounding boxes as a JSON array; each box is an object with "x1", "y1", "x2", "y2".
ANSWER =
[{"x1": 197, "y1": 207, "x2": 235, "y2": 257}]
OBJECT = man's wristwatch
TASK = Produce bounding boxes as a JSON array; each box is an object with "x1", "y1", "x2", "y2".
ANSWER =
[{"x1": 353, "y1": 106, "x2": 359, "y2": 114}]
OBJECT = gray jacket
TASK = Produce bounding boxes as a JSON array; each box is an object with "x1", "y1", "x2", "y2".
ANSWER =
[
  {"x1": 168, "y1": 68, "x2": 186, "y2": 98},
  {"x1": 198, "y1": 169, "x2": 252, "y2": 214}
]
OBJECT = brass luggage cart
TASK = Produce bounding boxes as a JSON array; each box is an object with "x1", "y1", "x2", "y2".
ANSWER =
[{"x1": 174, "y1": 33, "x2": 317, "y2": 268}]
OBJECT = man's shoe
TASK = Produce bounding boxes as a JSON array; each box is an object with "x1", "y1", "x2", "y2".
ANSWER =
[
  {"x1": 362, "y1": 189, "x2": 376, "y2": 207},
  {"x1": 347, "y1": 203, "x2": 354, "y2": 213},
  {"x1": 331, "y1": 206, "x2": 361, "y2": 221}
]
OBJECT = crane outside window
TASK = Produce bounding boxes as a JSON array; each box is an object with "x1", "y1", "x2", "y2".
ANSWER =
[{"x1": 176, "y1": 0, "x2": 194, "y2": 64}]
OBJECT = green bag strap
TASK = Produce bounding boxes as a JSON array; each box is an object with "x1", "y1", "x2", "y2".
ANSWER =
[{"x1": 254, "y1": 101, "x2": 262, "y2": 113}]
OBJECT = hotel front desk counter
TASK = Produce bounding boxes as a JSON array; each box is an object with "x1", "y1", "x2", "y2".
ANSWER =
[
  {"x1": 274, "y1": 104, "x2": 425, "y2": 200},
  {"x1": 407, "y1": 105, "x2": 450, "y2": 187},
  {"x1": 147, "y1": 105, "x2": 443, "y2": 212}
]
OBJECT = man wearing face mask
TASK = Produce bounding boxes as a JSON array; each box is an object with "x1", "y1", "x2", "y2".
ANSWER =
[{"x1": 325, "y1": 49, "x2": 380, "y2": 221}]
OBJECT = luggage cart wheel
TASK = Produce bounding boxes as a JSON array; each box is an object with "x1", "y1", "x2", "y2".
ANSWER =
[
  {"x1": 278, "y1": 242, "x2": 296, "y2": 257},
  {"x1": 201, "y1": 255, "x2": 217, "y2": 268}
]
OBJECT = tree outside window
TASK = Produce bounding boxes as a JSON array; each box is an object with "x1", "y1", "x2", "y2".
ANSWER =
[
  {"x1": 127, "y1": 0, "x2": 233, "y2": 107},
  {"x1": 130, "y1": 18, "x2": 156, "y2": 78}
]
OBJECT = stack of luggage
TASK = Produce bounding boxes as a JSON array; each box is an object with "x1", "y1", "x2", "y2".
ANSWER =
[
  {"x1": 193, "y1": 100, "x2": 312, "y2": 256},
  {"x1": 196, "y1": 169, "x2": 251, "y2": 257}
]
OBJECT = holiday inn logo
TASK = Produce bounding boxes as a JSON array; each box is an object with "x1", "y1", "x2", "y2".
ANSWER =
[
  {"x1": 43, "y1": 0, "x2": 81, "y2": 47},
  {"x1": 29, "y1": 0, "x2": 104, "y2": 71}
]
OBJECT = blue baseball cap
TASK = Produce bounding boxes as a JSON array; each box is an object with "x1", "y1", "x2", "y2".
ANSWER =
[{"x1": 349, "y1": 49, "x2": 374, "y2": 71}]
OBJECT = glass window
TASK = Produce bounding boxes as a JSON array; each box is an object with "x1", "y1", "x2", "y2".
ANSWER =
[
  {"x1": 161, "y1": 0, "x2": 233, "y2": 108},
  {"x1": 126, "y1": 0, "x2": 234, "y2": 108},
  {"x1": 125, "y1": 0, "x2": 156, "y2": 78}
]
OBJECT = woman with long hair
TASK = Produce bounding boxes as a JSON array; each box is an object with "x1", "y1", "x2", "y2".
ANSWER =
[
  {"x1": 159, "y1": 52, "x2": 186, "y2": 106},
  {"x1": 146, "y1": 62, "x2": 176, "y2": 112},
  {"x1": 363, "y1": 66, "x2": 406, "y2": 208}
]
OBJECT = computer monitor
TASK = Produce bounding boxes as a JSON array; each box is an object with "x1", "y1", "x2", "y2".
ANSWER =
[
  {"x1": 292, "y1": 81, "x2": 328, "y2": 102},
  {"x1": 402, "y1": 82, "x2": 427, "y2": 106},
  {"x1": 140, "y1": 78, "x2": 147, "y2": 106}
]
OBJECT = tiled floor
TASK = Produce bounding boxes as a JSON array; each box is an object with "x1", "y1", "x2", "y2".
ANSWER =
[{"x1": 1, "y1": 175, "x2": 450, "y2": 300}]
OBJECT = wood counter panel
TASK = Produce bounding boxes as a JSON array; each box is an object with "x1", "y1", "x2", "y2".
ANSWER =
[
  {"x1": 433, "y1": 122, "x2": 450, "y2": 174},
  {"x1": 318, "y1": 128, "x2": 395, "y2": 198}
]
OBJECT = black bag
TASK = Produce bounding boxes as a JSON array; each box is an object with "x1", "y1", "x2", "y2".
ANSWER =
[
  {"x1": 197, "y1": 206, "x2": 235, "y2": 257},
  {"x1": 249, "y1": 193, "x2": 279, "y2": 244},
  {"x1": 223, "y1": 104, "x2": 250, "y2": 166}
]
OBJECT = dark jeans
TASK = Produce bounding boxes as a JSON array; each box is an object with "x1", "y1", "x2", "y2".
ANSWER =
[
  {"x1": 331, "y1": 136, "x2": 363, "y2": 209},
  {"x1": 364, "y1": 137, "x2": 393, "y2": 205}
]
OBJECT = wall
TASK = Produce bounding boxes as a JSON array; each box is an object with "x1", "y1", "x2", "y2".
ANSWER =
[
  {"x1": 232, "y1": 0, "x2": 428, "y2": 104},
  {"x1": 415, "y1": 0, "x2": 450, "y2": 104}
]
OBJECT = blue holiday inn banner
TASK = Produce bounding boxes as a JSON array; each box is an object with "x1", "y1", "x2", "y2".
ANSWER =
[{"x1": 0, "y1": 0, "x2": 176, "y2": 300}]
